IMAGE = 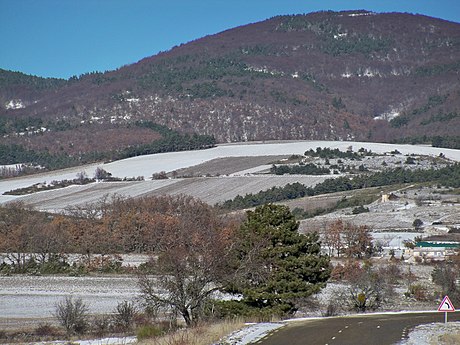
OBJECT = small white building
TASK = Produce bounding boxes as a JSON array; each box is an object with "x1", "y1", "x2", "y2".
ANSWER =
[{"x1": 412, "y1": 241, "x2": 460, "y2": 262}]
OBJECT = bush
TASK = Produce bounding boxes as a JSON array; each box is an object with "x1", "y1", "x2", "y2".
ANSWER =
[
  {"x1": 136, "y1": 324, "x2": 164, "y2": 340},
  {"x1": 413, "y1": 218, "x2": 423, "y2": 230},
  {"x1": 408, "y1": 284, "x2": 429, "y2": 301},
  {"x1": 352, "y1": 205, "x2": 369, "y2": 214},
  {"x1": 54, "y1": 296, "x2": 89, "y2": 335},
  {"x1": 34, "y1": 323, "x2": 60, "y2": 337},
  {"x1": 212, "y1": 300, "x2": 289, "y2": 322},
  {"x1": 91, "y1": 315, "x2": 112, "y2": 337},
  {"x1": 323, "y1": 301, "x2": 339, "y2": 317},
  {"x1": 113, "y1": 301, "x2": 137, "y2": 331}
]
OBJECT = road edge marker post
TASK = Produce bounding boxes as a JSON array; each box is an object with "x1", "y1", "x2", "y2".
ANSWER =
[{"x1": 437, "y1": 295, "x2": 455, "y2": 324}]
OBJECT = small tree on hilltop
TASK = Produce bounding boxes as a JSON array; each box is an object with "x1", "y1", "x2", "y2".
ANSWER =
[{"x1": 226, "y1": 204, "x2": 331, "y2": 316}]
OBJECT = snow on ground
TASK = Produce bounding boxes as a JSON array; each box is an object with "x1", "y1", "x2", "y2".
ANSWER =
[
  {"x1": 399, "y1": 321, "x2": 460, "y2": 345},
  {"x1": 217, "y1": 322, "x2": 285, "y2": 345},
  {"x1": 2, "y1": 140, "x2": 459, "y2": 201},
  {"x1": 31, "y1": 337, "x2": 136, "y2": 345},
  {"x1": 2, "y1": 140, "x2": 459, "y2": 211},
  {"x1": 0, "y1": 275, "x2": 139, "y2": 318},
  {"x1": 228, "y1": 164, "x2": 272, "y2": 176}
]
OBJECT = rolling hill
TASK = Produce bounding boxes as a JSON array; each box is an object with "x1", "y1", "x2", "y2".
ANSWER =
[{"x1": 1, "y1": 10, "x2": 460, "y2": 168}]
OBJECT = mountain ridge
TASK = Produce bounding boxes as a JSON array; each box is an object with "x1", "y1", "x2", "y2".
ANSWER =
[{"x1": 1, "y1": 10, "x2": 459, "y2": 166}]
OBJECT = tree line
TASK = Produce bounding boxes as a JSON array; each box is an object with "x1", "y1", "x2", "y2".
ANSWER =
[
  {"x1": 0, "y1": 122, "x2": 215, "y2": 173},
  {"x1": 221, "y1": 164, "x2": 460, "y2": 210},
  {"x1": 270, "y1": 163, "x2": 330, "y2": 175},
  {"x1": 391, "y1": 135, "x2": 460, "y2": 149}
]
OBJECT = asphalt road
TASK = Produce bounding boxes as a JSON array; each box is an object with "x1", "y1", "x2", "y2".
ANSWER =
[{"x1": 257, "y1": 312, "x2": 460, "y2": 345}]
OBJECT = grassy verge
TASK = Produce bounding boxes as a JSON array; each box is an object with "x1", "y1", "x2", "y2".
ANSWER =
[{"x1": 138, "y1": 319, "x2": 246, "y2": 345}]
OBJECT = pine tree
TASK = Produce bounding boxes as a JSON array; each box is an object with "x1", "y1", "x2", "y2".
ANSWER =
[{"x1": 229, "y1": 204, "x2": 330, "y2": 314}]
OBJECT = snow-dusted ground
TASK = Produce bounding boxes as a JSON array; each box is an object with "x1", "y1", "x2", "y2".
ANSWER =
[
  {"x1": 0, "y1": 275, "x2": 139, "y2": 319},
  {"x1": 219, "y1": 322, "x2": 285, "y2": 345},
  {"x1": 2, "y1": 140, "x2": 459, "y2": 201},
  {"x1": 6, "y1": 175, "x2": 332, "y2": 212},
  {"x1": 2, "y1": 140, "x2": 459, "y2": 212},
  {"x1": 400, "y1": 321, "x2": 460, "y2": 345},
  {"x1": 31, "y1": 337, "x2": 136, "y2": 345}
]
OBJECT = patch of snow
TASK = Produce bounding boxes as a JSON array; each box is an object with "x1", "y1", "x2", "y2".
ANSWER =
[
  {"x1": 229, "y1": 164, "x2": 272, "y2": 176},
  {"x1": 357, "y1": 67, "x2": 380, "y2": 78},
  {"x1": 5, "y1": 99, "x2": 25, "y2": 109},
  {"x1": 374, "y1": 109, "x2": 400, "y2": 121},
  {"x1": 30, "y1": 336, "x2": 136, "y2": 345},
  {"x1": 219, "y1": 322, "x2": 284, "y2": 345},
  {"x1": 74, "y1": 336, "x2": 136, "y2": 345},
  {"x1": 348, "y1": 12, "x2": 375, "y2": 17},
  {"x1": 245, "y1": 66, "x2": 284, "y2": 76},
  {"x1": 334, "y1": 33, "x2": 348, "y2": 39}
]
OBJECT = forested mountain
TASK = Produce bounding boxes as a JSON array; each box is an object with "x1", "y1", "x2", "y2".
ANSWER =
[{"x1": 1, "y1": 10, "x2": 460, "y2": 166}]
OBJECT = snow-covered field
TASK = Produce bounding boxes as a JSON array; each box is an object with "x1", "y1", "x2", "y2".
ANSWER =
[
  {"x1": 1, "y1": 140, "x2": 459, "y2": 211},
  {"x1": 0, "y1": 275, "x2": 139, "y2": 319}
]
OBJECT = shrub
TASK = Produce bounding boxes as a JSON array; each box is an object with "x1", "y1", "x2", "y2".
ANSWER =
[
  {"x1": 413, "y1": 218, "x2": 423, "y2": 230},
  {"x1": 408, "y1": 284, "x2": 429, "y2": 301},
  {"x1": 352, "y1": 205, "x2": 369, "y2": 214},
  {"x1": 323, "y1": 301, "x2": 339, "y2": 317},
  {"x1": 91, "y1": 314, "x2": 112, "y2": 337},
  {"x1": 34, "y1": 323, "x2": 60, "y2": 337},
  {"x1": 212, "y1": 300, "x2": 289, "y2": 322},
  {"x1": 54, "y1": 296, "x2": 89, "y2": 335},
  {"x1": 136, "y1": 324, "x2": 164, "y2": 340},
  {"x1": 331, "y1": 260, "x2": 363, "y2": 281},
  {"x1": 113, "y1": 301, "x2": 137, "y2": 331}
]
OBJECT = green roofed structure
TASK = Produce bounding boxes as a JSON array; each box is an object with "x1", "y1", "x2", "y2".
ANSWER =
[{"x1": 413, "y1": 241, "x2": 460, "y2": 262}]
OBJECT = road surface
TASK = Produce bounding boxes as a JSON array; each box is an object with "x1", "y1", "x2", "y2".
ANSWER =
[{"x1": 258, "y1": 312, "x2": 460, "y2": 345}]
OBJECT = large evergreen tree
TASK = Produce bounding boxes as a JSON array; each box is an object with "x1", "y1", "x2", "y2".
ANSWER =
[{"x1": 228, "y1": 204, "x2": 330, "y2": 314}]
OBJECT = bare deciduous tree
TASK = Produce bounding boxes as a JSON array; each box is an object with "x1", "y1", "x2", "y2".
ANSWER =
[{"x1": 137, "y1": 196, "x2": 237, "y2": 326}]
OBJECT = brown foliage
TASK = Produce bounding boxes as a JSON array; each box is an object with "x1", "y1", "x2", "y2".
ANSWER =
[
  {"x1": 331, "y1": 260, "x2": 363, "y2": 281},
  {"x1": 322, "y1": 219, "x2": 373, "y2": 258},
  {"x1": 0, "y1": 195, "x2": 239, "y2": 259}
]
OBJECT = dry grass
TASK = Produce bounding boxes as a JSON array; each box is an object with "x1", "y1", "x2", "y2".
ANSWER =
[
  {"x1": 433, "y1": 332, "x2": 460, "y2": 345},
  {"x1": 138, "y1": 319, "x2": 246, "y2": 345}
]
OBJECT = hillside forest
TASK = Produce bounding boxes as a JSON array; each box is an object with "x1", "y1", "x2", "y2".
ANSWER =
[{"x1": 1, "y1": 10, "x2": 460, "y2": 174}]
